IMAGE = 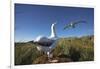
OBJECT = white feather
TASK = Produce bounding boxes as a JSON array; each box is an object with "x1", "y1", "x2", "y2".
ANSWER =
[{"x1": 34, "y1": 22, "x2": 59, "y2": 58}]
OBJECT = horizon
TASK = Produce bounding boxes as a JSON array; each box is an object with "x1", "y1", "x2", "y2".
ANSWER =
[
  {"x1": 15, "y1": 34, "x2": 94, "y2": 43},
  {"x1": 15, "y1": 4, "x2": 94, "y2": 42}
]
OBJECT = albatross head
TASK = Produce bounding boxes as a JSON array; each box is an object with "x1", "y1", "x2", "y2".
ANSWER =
[{"x1": 51, "y1": 22, "x2": 57, "y2": 27}]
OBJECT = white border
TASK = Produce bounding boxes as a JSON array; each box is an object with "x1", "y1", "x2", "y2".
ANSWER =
[
  {"x1": 11, "y1": 0, "x2": 14, "y2": 69},
  {"x1": 14, "y1": 0, "x2": 95, "y2": 8},
  {"x1": 11, "y1": 0, "x2": 95, "y2": 69}
]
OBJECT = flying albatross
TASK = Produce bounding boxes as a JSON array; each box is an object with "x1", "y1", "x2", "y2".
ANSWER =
[{"x1": 64, "y1": 20, "x2": 87, "y2": 30}]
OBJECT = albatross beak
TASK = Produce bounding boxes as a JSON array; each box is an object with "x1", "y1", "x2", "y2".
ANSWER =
[
  {"x1": 52, "y1": 22, "x2": 57, "y2": 26},
  {"x1": 54, "y1": 22, "x2": 57, "y2": 25}
]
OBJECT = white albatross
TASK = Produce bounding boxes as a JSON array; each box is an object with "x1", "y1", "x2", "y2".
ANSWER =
[
  {"x1": 34, "y1": 22, "x2": 59, "y2": 58},
  {"x1": 64, "y1": 20, "x2": 87, "y2": 30}
]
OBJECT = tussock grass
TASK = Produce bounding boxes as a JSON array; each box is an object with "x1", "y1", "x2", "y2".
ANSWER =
[{"x1": 15, "y1": 35, "x2": 94, "y2": 65}]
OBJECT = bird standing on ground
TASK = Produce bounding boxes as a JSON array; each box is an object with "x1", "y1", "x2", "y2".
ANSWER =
[{"x1": 34, "y1": 22, "x2": 59, "y2": 59}]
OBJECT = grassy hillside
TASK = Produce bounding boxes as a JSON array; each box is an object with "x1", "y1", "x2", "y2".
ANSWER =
[{"x1": 15, "y1": 35, "x2": 94, "y2": 65}]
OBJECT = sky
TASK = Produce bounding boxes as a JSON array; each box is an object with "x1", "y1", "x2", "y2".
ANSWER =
[{"x1": 15, "y1": 3, "x2": 94, "y2": 42}]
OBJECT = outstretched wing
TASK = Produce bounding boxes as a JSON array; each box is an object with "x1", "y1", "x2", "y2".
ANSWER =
[{"x1": 73, "y1": 20, "x2": 87, "y2": 25}]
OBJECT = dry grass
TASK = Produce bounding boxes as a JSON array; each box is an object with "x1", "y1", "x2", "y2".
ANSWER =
[{"x1": 15, "y1": 35, "x2": 94, "y2": 65}]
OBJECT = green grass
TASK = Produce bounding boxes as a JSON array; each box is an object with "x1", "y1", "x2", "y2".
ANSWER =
[{"x1": 15, "y1": 35, "x2": 94, "y2": 65}]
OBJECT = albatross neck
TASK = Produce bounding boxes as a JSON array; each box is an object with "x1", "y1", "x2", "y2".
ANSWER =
[{"x1": 50, "y1": 24, "x2": 57, "y2": 38}]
